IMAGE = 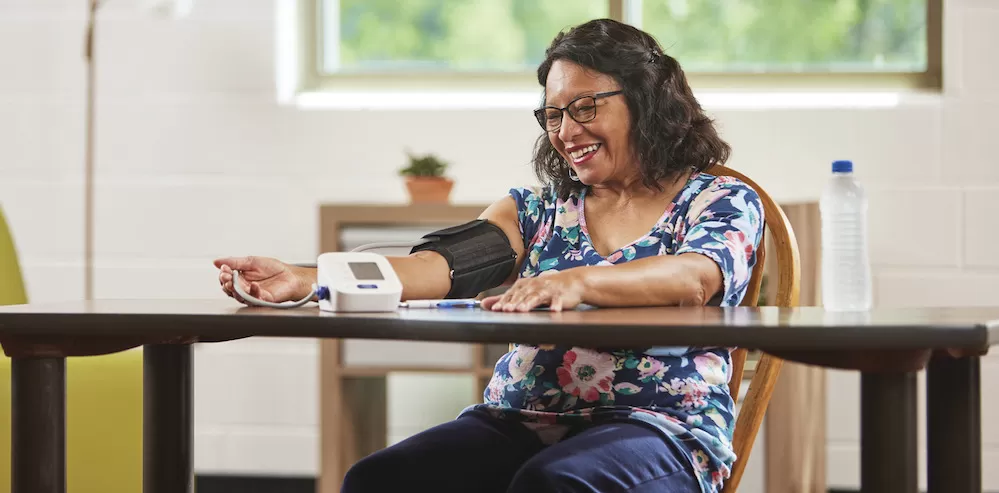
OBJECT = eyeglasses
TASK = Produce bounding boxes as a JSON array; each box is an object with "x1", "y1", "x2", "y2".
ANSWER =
[{"x1": 533, "y1": 90, "x2": 623, "y2": 132}]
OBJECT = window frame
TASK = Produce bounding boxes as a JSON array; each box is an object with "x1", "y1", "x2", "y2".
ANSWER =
[{"x1": 287, "y1": 0, "x2": 942, "y2": 97}]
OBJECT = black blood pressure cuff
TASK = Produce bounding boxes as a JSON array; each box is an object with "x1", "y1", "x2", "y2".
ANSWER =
[{"x1": 410, "y1": 219, "x2": 517, "y2": 299}]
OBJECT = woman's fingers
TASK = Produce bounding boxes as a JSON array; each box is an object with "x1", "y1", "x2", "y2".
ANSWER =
[
  {"x1": 549, "y1": 293, "x2": 564, "y2": 312},
  {"x1": 237, "y1": 271, "x2": 251, "y2": 291},
  {"x1": 480, "y1": 295, "x2": 501, "y2": 310},
  {"x1": 504, "y1": 280, "x2": 537, "y2": 307},
  {"x1": 218, "y1": 261, "x2": 263, "y2": 306},
  {"x1": 517, "y1": 291, "x2": 549, "y2": 312},
  {"x1": 248, "y1": 282, "x2": 274, "y2": 302},
  {"x1": 487, "y1": 278, "x2": 568, "y2": 312},
  {"x1": 489, "y1": 286, "x2": 515, "y2": 311},
  {"x1": 213, "y1": 256, "x2": 256, "y2": 272},
  {"x1": 489, "y1": 279, "x2": 545, "y2": 311},
  {"x1": 219, "y1": 265, "x2": 241, "y2": 301},
  {"x1": 504, "y1": 289, "x2": 530, "y2": 311},
  {"x1": 229, "y1": 271, "x2": 253, "y2": 300},
  {"x1": 222, "y1": 280, "x2": 249, "y2": 305},
  {"x1": 506, "y1": 287, "x2": 551, "y2": 312},
  {"x1": 499, "y1": 287, "x2": 529, "y2": 311}
]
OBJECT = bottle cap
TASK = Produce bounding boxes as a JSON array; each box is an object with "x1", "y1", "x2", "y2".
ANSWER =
[{"x1": 832, "y1": 160, "x2": 853, "y2": 173}]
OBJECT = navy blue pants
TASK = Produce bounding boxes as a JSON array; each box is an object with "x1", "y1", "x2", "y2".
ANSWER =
[{"x1": 341, "y1": 409, "x2": 699, "y2": 493}]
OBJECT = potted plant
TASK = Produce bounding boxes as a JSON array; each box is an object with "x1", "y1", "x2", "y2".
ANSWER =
[{"x1": 399, "y1": 151, "x2": 454, "y2": 204}]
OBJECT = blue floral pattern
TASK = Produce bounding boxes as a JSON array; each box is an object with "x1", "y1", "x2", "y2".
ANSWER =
[{"x1": 461, "y1": 172, "x2": 764, "y2": 493}]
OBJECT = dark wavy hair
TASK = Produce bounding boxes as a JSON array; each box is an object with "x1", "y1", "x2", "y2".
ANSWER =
[{"x1": 533, "y1": 19, "x2": 730, "y2": 198}]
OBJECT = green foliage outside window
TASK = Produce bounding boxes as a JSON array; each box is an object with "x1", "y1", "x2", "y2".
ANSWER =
[
  {"x1": 324, "y1": 0, "x2": 927, "y2": 75},
  {"x1": 641, "y1": 0, "x2": 926, "y2": 73}
]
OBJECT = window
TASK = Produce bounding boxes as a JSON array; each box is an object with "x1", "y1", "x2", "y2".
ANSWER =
[
  {"x1": 639, "y1": 0, "x2": 933, "y2": 75},
  {"x1": 288, "y1": 0, "x2": 940, "y2": 96},
  {"x1": 323, "y1": 0, "x2": 609, "y2": 74}
]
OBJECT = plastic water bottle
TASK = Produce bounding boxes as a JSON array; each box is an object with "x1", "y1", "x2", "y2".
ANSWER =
[{"x1": 820, "y1": 160, "x2": 873, "y2": 311}]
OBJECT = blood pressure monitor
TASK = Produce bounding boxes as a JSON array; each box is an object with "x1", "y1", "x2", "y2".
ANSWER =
[{"x1": 315, "y1": 252, "x2": 403, "y2": 312}]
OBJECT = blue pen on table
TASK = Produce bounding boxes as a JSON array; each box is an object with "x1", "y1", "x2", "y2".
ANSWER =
[{"x1": 400, "y1": 299, "x2": 481, "y2": 309}]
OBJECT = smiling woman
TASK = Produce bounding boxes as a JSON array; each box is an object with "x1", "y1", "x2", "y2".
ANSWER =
[
  {"x1": 218, "y1": 18, "x2": 763, "y2": 493},
  {"x1": 531, "y1": 22, "x2": 730, "y2": 201}
]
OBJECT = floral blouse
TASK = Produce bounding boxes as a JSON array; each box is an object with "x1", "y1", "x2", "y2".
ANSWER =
[{"x1": 461, "y1": 172, "x2": 765, "y2": 493}]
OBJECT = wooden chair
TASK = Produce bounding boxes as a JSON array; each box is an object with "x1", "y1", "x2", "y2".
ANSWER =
[
  {"x1": 706, "y1": 164, "x2": 801, "y2": 493},
  {"x1": 495, "y1": 166, "x2": 799, "y2": 491}
]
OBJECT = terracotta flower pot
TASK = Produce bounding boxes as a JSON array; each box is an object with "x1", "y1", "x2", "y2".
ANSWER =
[{"x1": 404, "y1": 176, "x2": 454, "y2": 204}]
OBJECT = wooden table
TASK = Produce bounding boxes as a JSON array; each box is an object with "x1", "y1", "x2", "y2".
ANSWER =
[{"x1": 0, "y1": 300, "x2": 995, "y2": 493}]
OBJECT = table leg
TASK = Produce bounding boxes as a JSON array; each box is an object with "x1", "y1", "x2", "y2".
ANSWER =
[
  {"x1": 926, "y1": 355, "x2": 981, "y2": 493},
  {"x1": 861, "y1": 371, "x2": 917, "y2": 493},
  {"x1": 143, "y1": 344, "x2": 193, "y2": 493},
  {"x1": 11, "y1": 357, "x2": 66, "y2": 493}
]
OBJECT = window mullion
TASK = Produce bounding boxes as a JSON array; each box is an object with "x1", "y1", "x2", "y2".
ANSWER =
[
  {"x1": 321, "y1": 0, "x2": 341, "y2": 73},
  {"x1": 623, "y1": 0, "x2": 642, "y2": 28},
  {"x1": 609, "y1": 0, "x2": 623, "y2": 21}
]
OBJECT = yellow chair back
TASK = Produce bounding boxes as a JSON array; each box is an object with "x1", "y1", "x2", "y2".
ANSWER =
[
  {"x1": 0, "y1": 204, "x2": 143, "y2": 493},
  {"x1": 0, "y1": 206, "x2": 26, "y2": 306}
]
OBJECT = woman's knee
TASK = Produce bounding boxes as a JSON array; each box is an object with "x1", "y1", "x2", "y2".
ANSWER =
[
  {"x1": 506, "y1": 459, "x2": 573, "y2": 493},
  {"x1": 340, "y1": 451, "x2": 406, "y2": 493},
  {"x1": 505, "y1": 422, "x2": 700, "y2": 493},
  {"x1": 507, "y1": 460, "x2": 698, "y2": 493}
]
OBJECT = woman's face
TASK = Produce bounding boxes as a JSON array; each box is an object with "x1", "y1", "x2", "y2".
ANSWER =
[{"x1": 544, "y1": 60, "x2": 634, "y2": 186}]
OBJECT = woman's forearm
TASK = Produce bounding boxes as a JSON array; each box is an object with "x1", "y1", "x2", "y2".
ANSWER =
[
  {"x1": 575, "y1": 253, "x2": 722, "y2": 307},
  {"x1": 292, "y1": 252, "x2": 451, "y2": 301}
]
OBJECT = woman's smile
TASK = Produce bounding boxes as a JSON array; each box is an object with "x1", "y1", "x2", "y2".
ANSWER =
[{"x1": 567, "y1": 143, "x2": 602, "y2": 164}]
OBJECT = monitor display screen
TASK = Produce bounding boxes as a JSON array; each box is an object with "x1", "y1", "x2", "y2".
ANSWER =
[{"x1": 348, "y1": 261, "x2": 384, "y2": 281}]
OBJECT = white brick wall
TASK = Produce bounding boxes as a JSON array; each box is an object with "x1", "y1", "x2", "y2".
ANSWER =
[
  {"x1": 828, "y1": 3, "x2": 999, "y2": 488},
  {"x1": 192, "y1": 338, "x2": 319, "y2": 476},
  {"x1": 1, "y1": 0, "x2": 997, "y2": 488}
]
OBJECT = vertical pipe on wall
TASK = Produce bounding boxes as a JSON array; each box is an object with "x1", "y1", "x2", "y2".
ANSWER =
[{"x1": 83, "y1": 0, "x2": 98, "y2": 301}]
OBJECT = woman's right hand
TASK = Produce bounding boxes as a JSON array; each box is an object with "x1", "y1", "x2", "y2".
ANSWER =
[{"x1": 214, "y1": 256, "x2": 313, "y2": 305}]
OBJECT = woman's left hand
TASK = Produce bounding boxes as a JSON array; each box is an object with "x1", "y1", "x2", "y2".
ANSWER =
[{"x1": 482, "y1": 270, "x2": 586, "y2": 312}]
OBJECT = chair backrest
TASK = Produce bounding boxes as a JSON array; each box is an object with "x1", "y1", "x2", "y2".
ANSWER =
[
  {"x1": 706, "y1": 165, "x2": 801, "y2": 493},
  {"x1": 0, "y1": 205, "x2": 27, "y2": 306}
]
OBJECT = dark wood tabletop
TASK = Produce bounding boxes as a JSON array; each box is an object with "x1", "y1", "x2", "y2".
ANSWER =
[
  {"x1": 0, "y1": 299, "x2": 992, "y2": 493},
  {"x1": 0, "y1": 299, "x2": 995, "y2": 352}
]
